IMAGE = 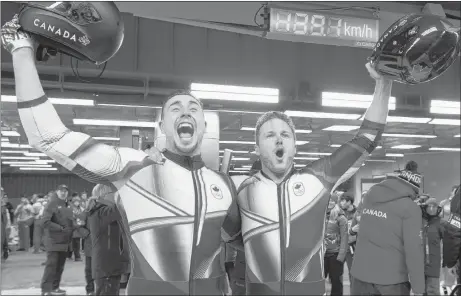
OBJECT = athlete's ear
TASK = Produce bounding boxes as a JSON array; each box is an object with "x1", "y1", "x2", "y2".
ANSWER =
[
  {"x1": 159, "y1": 121, "x2": 165, "y2": 134},
  {"x1": 254, "y1": 144, "x2": 260, "y2": 156}
]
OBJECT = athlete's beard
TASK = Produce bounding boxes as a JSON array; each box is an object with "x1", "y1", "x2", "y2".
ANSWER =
[{"x1": 260, "y1": 152, "x2": 294, "y2": 181}]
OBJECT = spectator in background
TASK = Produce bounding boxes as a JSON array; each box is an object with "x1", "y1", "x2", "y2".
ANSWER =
[
  {"x1": 41, "y1": 184, "x2": 74, "y2": 296},
  {"x1": 80, "y1": 209, "x2": 94, "y2": 296},
  {"x1": 324, "y1": 195, "x2": 348, "y2": 296},
  {"x1": 29, "y1": 193, "x2": 40, "y2": 248},
  {"x1": 338, "y1": 192, "x2": 357, "y2": 277},
  {"x1": 418, "y1": 197, "x2": 444, "y2": 296},
  {"x1": 351, "y1": 162, "x2": 425, "y2": 296},
  {"x1": 33, "y1": 195, "x2": 46, "y2": 254},
  {"x1": 443, "y1": 185, "x2": 460, "y2": 296},
  {"x1": 2, "y1": 193, "x2": 14, "y2": 224},
  {"x1": 86, "y1": 184, "x2": 130, "y2": 296},
  {"x1": 68, "y1": 194, "x2": 84, "y2": 261},
  {"x1": 1, "y1": 188, "x2": 11, "y2": 260},
  {"x1": 15, "y1": 197, "x2": 34, "y2": 251}
]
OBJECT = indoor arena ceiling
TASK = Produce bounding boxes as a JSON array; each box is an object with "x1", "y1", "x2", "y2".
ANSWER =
[{"x1": 1, "y1": 1, "x2": 460, "y2": 174}]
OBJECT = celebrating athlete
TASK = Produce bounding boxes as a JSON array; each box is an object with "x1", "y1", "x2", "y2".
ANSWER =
[
  {"x1": 222, "y1": 64, "x2": 392, "y2": 295},
  {"x1": 2, "y1": 16, "x2": 236, "y2": 296}
]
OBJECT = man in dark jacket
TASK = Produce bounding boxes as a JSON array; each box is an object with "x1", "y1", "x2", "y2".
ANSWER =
[
  {"x1": 443, "y1": 185, "x2": 460, "y2": 295},
  {"x1": 350, "y1": 167, "x2": 425, "y2": 296},
  {"x1": 40, "y1": 184, "x2": 74, "y2": 296},
  {"x1": 86, "y1": 184, "x2": 130, "y2": 296},
  {"x1": 419, "y1": 197, "x2": 444, "y2": 295}
]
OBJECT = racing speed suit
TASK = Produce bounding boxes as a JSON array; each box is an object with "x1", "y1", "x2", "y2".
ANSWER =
[
  {"x1": 222, "y1": 119, "x2": 384, "y2": 295},
  {"x1": 18, "y1": 95, "x2": 236, "y2": 295}
]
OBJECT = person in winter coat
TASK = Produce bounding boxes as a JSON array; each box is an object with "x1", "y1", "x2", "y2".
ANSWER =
[
  {"x1": 338, "y1": 192, "x2": 357, "y2": 274},
  {"x1": 76, "y1": 208, "x2": 93, "y2": 295},
  {"x1": 324, "y1": 195, "x2": 349, "y2": 296},
  {"x1": 350, "y1": 166, "x2": 425, "y2": 296},
  {"x1": 417, "y1": 197, "x2": 445, "y2": 295},
  {"x1": 442, "y1": 184, "x2": 461, "y2": 295},
  {"x1": 15, "y1": 197, "x2": 34, "y2": 251},
  {"x1": 40, "y1": 184, "x2": 74, "y2": 296},
  {"x1": 86, "y1": 184, "x2": 130, "y2": 296},
  {"x1": 68, "y1": 194, "x2": 84, "y2": 261}
]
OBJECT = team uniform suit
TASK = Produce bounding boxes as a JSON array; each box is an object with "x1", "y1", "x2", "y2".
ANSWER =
[
  {"x1": 17, "y1": 95, "x2": 235, "y2": 295},
  {"x1": 222, "y1": 119, "x2": 384, "y2": 295}
]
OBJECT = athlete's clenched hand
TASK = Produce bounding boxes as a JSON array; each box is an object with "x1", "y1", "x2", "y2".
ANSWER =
[{"x1": 1, "y1": 14, "x2": 35, "y2": 54}]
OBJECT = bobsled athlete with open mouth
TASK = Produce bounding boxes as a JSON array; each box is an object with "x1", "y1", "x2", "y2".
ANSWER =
[
  {"x1": 222, "y1": 63, "x2": 393, "y2": 296},
  {"x1": 2, "y1": 15, "x2": 236, "y2": 296}
]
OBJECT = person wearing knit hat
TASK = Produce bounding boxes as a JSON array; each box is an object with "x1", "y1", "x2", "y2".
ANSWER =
[
  {"x1": 419, "y1": 197, "x2": 444, "y2": 296},
  {"x1": 350, "y1": 165, "x2": 425, "y2": 296}
]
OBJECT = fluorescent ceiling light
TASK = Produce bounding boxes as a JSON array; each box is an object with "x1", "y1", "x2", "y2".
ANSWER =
[
  {"x1": 2, "y1": 160, "x2": 53, "y2": 165},
  {"x1": 240, "y1": 165, "x2": 252, "y2": 168},
  {"x1": 220, "y1": 140, "x2": 255, "y2": 145},
  {"x1": 376, "y1": 146, "x2": 382, "y2": 149},
  {"x1": 232, "y1": 157, "x2": 251, "y2": 161},
  {"x1": 323, "y1": 125, "x2": 360, "y2": 132},
  {"x1": 1, "y1": 138, "x2": 8, "y2": 142},
  {"x1": 429, "y1": 147, "x2": 461, "y2": 152},
  {"x1": 390, "y1": 145, "x2": 422, "y2": 149},
  {"x1": 294, "y1": 157, "x2": 320, "y2": 160},
  {"x1": 1, "y1": 131, "x2": 20, "y2": 137},
  {"x1": 330, "y1": 144, "x2": 341, "y2": 147},
  {"x1": 19, "y1": 167, "x2": 58, "y2": 171},
  {"x1": 191, "y1": 83, "x2": 279, "y2": 104},
  {"x1": 428, "y1": 118, "x2": 461, "y2": 126},
  {"x1": 229, "y1": 170, "x2": 248, "y2": 174},
  {"x1": 1, "y1": 150, "x2": 30, "y2": 154},
  {"x1": 366, "y1": 159, "x2": 396, "y2": 163},
  {"x1": 219, "y1": 150, "x2": 249, "y2": 154},
  {"x1": 296, "y1": 141, "x2": 309, "y2": 145},
  {"x1": 192, "y1": 91, "x2": 278, "y2": 103},
  {"x1": 298, "y1": 152, "x2": 332, "y2": 156},
  {"x1": 386, "y1": 116, "x2": 431, "y2": 123},
  {"x1": 285, "y1": 110, "x2": 361, "y2": 120},
  {"x1": 454, "y1": 134, "x2": 460, "y2": 137},
  {"x1": 240, "y1": 126, "x2": 312, "y2": 134},
  {"x1": 430, "y1": 100, "x2": 460, "y2": 115},
  {"x1": 93, "y1": 137, "x2": 120, "y2": 141},
  {"x1": 233, "y1": 167, "x2": 250, "y2": 171},
  {"x1": 23, "y1": 152, "x2": 47, "y2": 157},
  {"x1": 9, "y1": 164, "x2": 52, "y2": 168},
  {"x1": 73, "y1": 119, "x2": 158, "y2": 128},
  {"x1": 1, "y1": 95, "x2": 94, "y2": 106},
  {"x1": 207, "y1": 109, "x2": 265, "y2": 114},
  {"x1": 220, "y1": 140, "x2": 308, "y2": 145},
  {"x1": 2, "y1": 156, "x2": 40, "y2": 160},
  {"x1": 322, "y1": 92, "x2": 396, "y2": 110},
  {"x1": 1, "y1": 143, "x2": 32, "y2": 148},
  {"x1": 97, "y1": 103, "x2": 159, "y2": 109},
  {"x1": 382, "y1": 133, "x2": 437, "y2": 139},
  {"x1": 386, "y1": 153, "x2": 404, "y2": 157}
]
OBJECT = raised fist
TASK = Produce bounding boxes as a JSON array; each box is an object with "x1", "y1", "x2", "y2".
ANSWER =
[{"x1": 1, "y1": 14, "x2": 35, "y2": 54}]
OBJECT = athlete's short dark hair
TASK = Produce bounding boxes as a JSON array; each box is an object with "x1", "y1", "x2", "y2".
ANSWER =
[
  {"x1": 160, "y1": 90, "x2": 203, "y2": 120},
  {"x1": 254, "y1": 111, "x2": 297, "y2": 146}
]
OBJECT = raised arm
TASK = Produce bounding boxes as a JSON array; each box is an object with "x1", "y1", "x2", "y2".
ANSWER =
[
  {"x1": 3, "y1": 18, "x2": 157, "y2": 188},
  {"x1": 302, "y1": 64, "x2": 392, "y2": 192}
]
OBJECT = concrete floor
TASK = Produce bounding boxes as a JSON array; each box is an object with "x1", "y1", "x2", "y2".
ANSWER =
[{"x1": 1, "y1": 249, "x2": 351, "y2": 295}]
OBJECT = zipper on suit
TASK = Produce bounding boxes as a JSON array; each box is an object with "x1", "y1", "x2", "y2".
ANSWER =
[
  {"x1": 424, "y1": 224, "x2": 430, "y2": 264},
  {"x1": 189, "y1": 169, "x2": 202, "y2": 296},
  {"x1": 277, "y1": 185, "x2": 286, "y2": 296}
]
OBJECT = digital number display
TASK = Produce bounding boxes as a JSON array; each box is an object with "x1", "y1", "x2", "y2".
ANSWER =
[{"x1": 267, "y1": 7, "x2": 379, "y2": 48}]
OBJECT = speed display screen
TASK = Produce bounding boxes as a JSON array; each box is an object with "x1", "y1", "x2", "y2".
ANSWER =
[{"x1": 268, "y1": 6, "x2": 379, "y2": 48}]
